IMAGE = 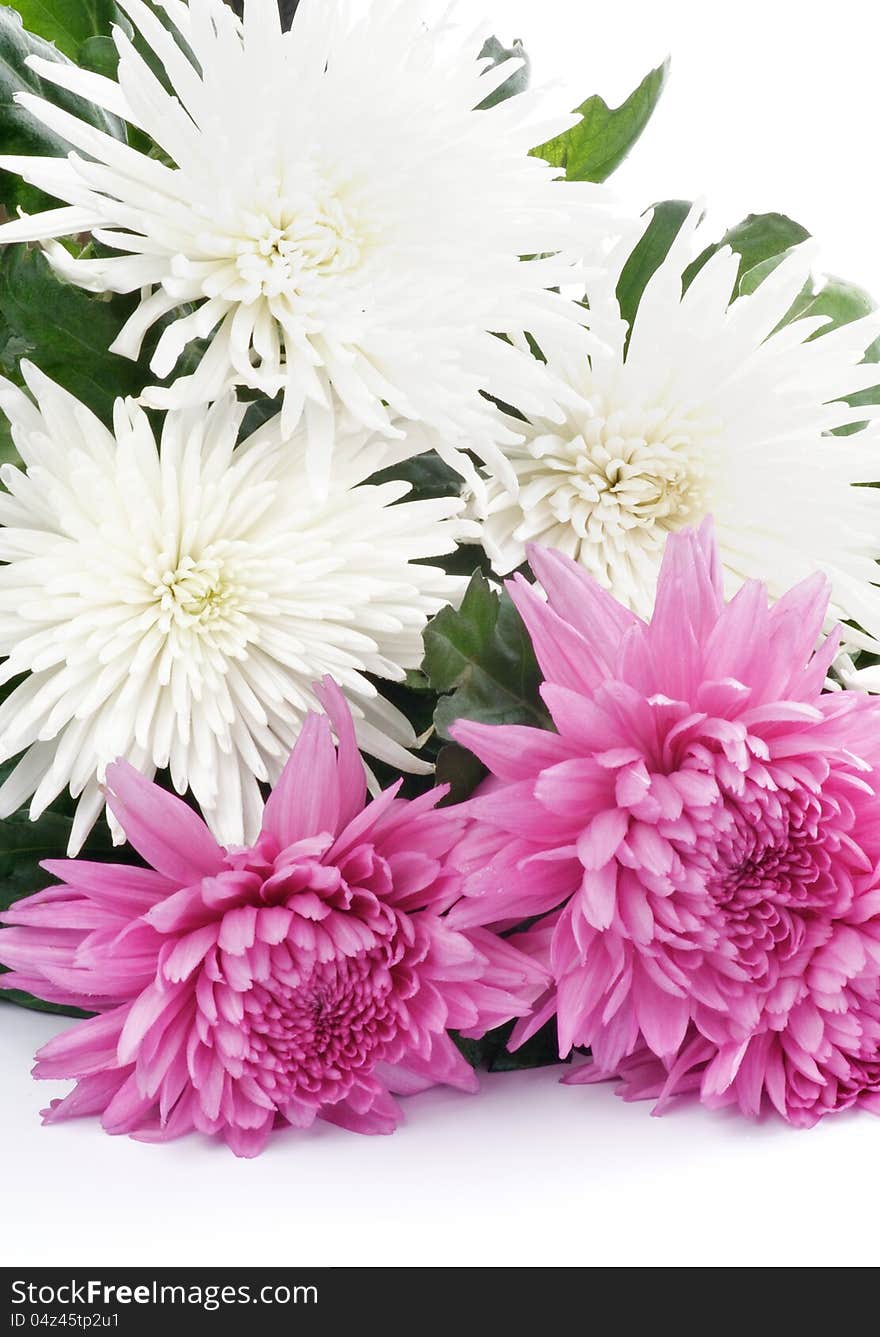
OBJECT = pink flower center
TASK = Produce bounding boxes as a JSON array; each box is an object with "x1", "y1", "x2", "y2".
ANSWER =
[
  {"x1": 703, "y1": 789, "x2": 843, "y2": 978},
  {"x1": 242, "y1": 950, "x2": 409, "y2": 1105},
  {"x1": 151, "y1": 833, "x2": 429, "y2": 1119}
]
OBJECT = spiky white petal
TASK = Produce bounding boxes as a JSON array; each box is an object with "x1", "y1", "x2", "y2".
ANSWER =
[
  {"x1": 0, "y1": 0, "x2": 630, "y2": 491},
  {"x1": 0, "y1": 365, "x2": 468, "y2": 851},
  {"x1": 474, "y1": 209, "x2": 880, "y2": 646}
]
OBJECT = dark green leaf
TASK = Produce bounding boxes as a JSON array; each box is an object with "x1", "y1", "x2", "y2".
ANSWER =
[
  {"x1": 366, "y1": 451, "x2": 490, "y2": 581},
  {"x1": 453, "y1": 1018, "x2": 568, "y2": 1072},
  {"x1": 0, "y1": 415, "x2": 19, "y2": 467},
  {"x1": 616, "y1": 208, "x2": 812, "y2": 335},
  {"x1": 376, "y1": 674, "x2": 438, "y2": 743},
  {"x1": 12, "y1": 1, "x2": 121, "y2": 59},
  {"x1": 401, "y1": 668, "x2": 432, "y2": 693},
  {"x1": 683, "y1": 212, "x2": 810, "y2": 292},
  {"x1": 736, "y1": 261, "x2": 880, "y2": 434},
  {"x1": 0, "y1": 984, "x2": 91, "y2": 1017},
  {"x1": 239, "y1": 393, "x2": 282, "y2": 440},
  {"x1": 736, "y1": 249, "x2": 803, "y2": 301},
  {"x1": 616, "y1": 199, "x2": 692, "y2": 333},
  {"x1": 477, "y1": 35, "x2": 530, "y2": 110},
  {"x1": 225, "y1": 0, "x2": 301, "y2": 28},
  {"x1": 360, "y1": 670, "x2": 444, "y2": 802},
  {"x1": 368, "y1": 450, "x2": 463, "y2": 502},
  {"x1": 428, "y1": 541, "x2": 492, "y2": 581},
  {"x1": 0, "y1": 8, "x2": 126, "y2": 212},
  {"x1": 0, "y1": 244, "x2": 156, "y2": 424},
  {"x1": 532, "y1": 59, "x2": 669, "y2": 183},
  {"x1": 797, "y1": 277, "x2": 880, "y2": 435},
  {"x1": 77, "y1": 33, "x2": 118, "y2": 78},
  {"x1": 799, "y1": 275, "x2": 875, "y2": 332},
  {"x1": 0, "y1": 308, "x2": 23, "y2": 462},
  {"x1": 434, "y1": 742, "x2": 486, "y2": 805},
  {"x1": 423, "y1": 573, "x2": 550, "y2": 739},
  {"x1": 0, "y1": 750, "x2": 116, "y2": 915},
  {"x1": 0, "y1": 813, "x2": 90, "y2": 912}
]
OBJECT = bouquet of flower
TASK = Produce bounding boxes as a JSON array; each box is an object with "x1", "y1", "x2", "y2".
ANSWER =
[{"x1": 1, "y1": 0, "x2": 879, "y2": 1158}]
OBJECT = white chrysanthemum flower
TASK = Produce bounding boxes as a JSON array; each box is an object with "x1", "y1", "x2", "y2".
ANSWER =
[
  {"x1": 476, "y1": 209, "x2": 880, "y2": 641},
  {"x1": 0, "y1": 0, "x2": 627, "y2": 491},
  {"x1": 0, "y1": 364, "x2": 467, "y2": 852}
]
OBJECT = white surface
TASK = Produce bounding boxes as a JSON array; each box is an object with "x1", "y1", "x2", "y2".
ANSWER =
[
  {"x1": 5, "y1": 0, "x2": 880, "y2": 1270},
  {"x1": 483, "y1": 0, "x2": 880, "y2": 295},
  {"x1": 3, "y1": 1006, "x2": 880, "y2": 1267}
]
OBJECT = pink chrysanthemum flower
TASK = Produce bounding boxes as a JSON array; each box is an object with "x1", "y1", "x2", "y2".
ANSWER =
[
  {"x1": 0, "y1": 680, "x2": 545, "y2": 1156},
  {"x1": 450, "y1": 521, "x2": 880, "y2": 1124}
]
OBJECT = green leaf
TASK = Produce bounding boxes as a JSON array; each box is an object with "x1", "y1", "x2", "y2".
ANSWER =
[
  {"x1": 0, "y1": 379, "x2": 24, "y2": 463},
  {"x1": 431, "y1": 541, "x2": 492, "y2": 581},
  {"x1": 0, "y1": 415, "x2": 20, "y2": 467},
  {"x1": 0, "y1": 8, "x2": 125, "y2": 212},
  {"x1": 797, "y1": 277, "x2": 880, "y2": 435},
  {"x1": 0, "y1": 244, "x2": 155, "y2": 424},
  {"x1": 532, "y1": 59, "x2": 669, "y2": 183},
  {"x1": 477, "y1": 35, "x2": 530, "y2": 110},
  {"x1": 683, "y1": 212, "x2": 810, "y2": 292},
  {"x1": 737, "y1": 260, "x2": 880, "y2": 433},
  {"x1": 367, "y1": 450, "x2": 463, "y2": 502},
  {"x1": 0, "y1": 813, "x2": 83, "y2": 912},
  {"x1": 735, "y1": 249, "x2": 807, "y2": 306},
  {"x1": 0, "y1": 286, "x2": 33, "y2": 463},
  {"x1": 423, "y1": 573, "x2": 550, "y2": 739},
  {"x1": 798, "y1": 275, "x2": 875, "y2": 332},
  {"x1": 453, "y1": 1018, "x2": 568, "y2": 1073},
  {"x1": 12, "y1": 1, "x2": 121, "y2": 59},
  {"x1": 0, "y1": 983, "x2": 91, "y2": 1017},
  {"x1": 0, "y1": 761, "x2": 115, "y2": 913},
  {"x1": 434, "y1": 742, "x2": 486, "y2": 805},
  {"x1": 225, "y1": 0, "x2": 301, "y2": 27},
  {"x1": 616, "y1": 208, "x2": 812, "y2": 335},
  {"x1": 365, "y1": 452, "x2": 491, "y2": 581},
  {"x1": 616, "y1": 199, "x2": 692, "y2": 333},
  {"x1": 77, "y1": 32, "x2": 119, "y2": 78}
]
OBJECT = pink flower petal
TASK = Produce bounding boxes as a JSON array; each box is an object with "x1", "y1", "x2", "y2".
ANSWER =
[
  {"x1": 263, "y1": 711, "x2": 340, "y2": 846},
  {"x1": 105, "y1": 761, "x2": 224, "y2": 885}
]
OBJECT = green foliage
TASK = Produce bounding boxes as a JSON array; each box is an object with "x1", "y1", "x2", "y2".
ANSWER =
[
  {"x1": 794, "y1": 277, "x2": 880, "y2": 435},
  {"x1": 0, "y1": 245, "x2": 157, "y2": 424},
  {"x1": 0, "y1": 307, "x2": 27, "y2": 463},
  {"x1": 616, "y1": 199, "x2": 692, "y2": 334},
  {"x1": 732, "y1": 237, "x2": 880, "y2": 433},
  {"x1": 368, "y1": 450, "x2": 463, "y2": 502},
  {"x1": 225, "y1": 0, "x2": 301, "y2": 27},
  {"x1": 453, "y1": 1018, "x2": 567, "y2": 1072},
  {"x1": 477, "y1": 35, "x2": 530, "y2": 110},
  {"x1": 0, "y1": 8, "x2": 125, "y2": 212},
  {"x1": 616, "y1": 204, "x2": 880, "y2": 436},
  {"x1": 0, "y1": 417, "x2": 18, "y2": 466},
  {"x1": 683, "y1": 211, "x2": 810, "y2": 291},
  {"x1": 434, "y1": 742, "x2": 486, "y2": 805},
  {"x1": 423, "y1": 572, "x2": 550, "y2": 740},
  {"x1": 11, "y1": 1, "x2": 121, "y2": 60},
  {"x1": 532, "y1": 59, "x2": 668, "y2": 182},
  {"x1": 781, "y1": 273, "x2": 875, "y2": 331},
  {"x1": 618, "y1": 208, "x2": 812, "y2": 337},
  {"x1": 0, "y1": 811, "x2": 75, "y2": 912},
  {"x1": 77, "y1": 32, "x2": 119, "y2": 78}
]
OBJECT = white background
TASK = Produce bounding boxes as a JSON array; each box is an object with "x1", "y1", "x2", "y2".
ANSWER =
[{"x1": 4, "y1": 0, "x2": 880, "y2": 1270}]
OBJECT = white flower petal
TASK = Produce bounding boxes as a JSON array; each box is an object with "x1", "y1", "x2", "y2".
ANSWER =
[
  {"x1": 0, "y1": 0, "x2": 633, "y2": 484},
  {"x1": 473, "y1": 208, "x2": 880, "y2": 663},
  {"x1": 0, "y1": 375, "x2": 468, "y2": 849}
]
